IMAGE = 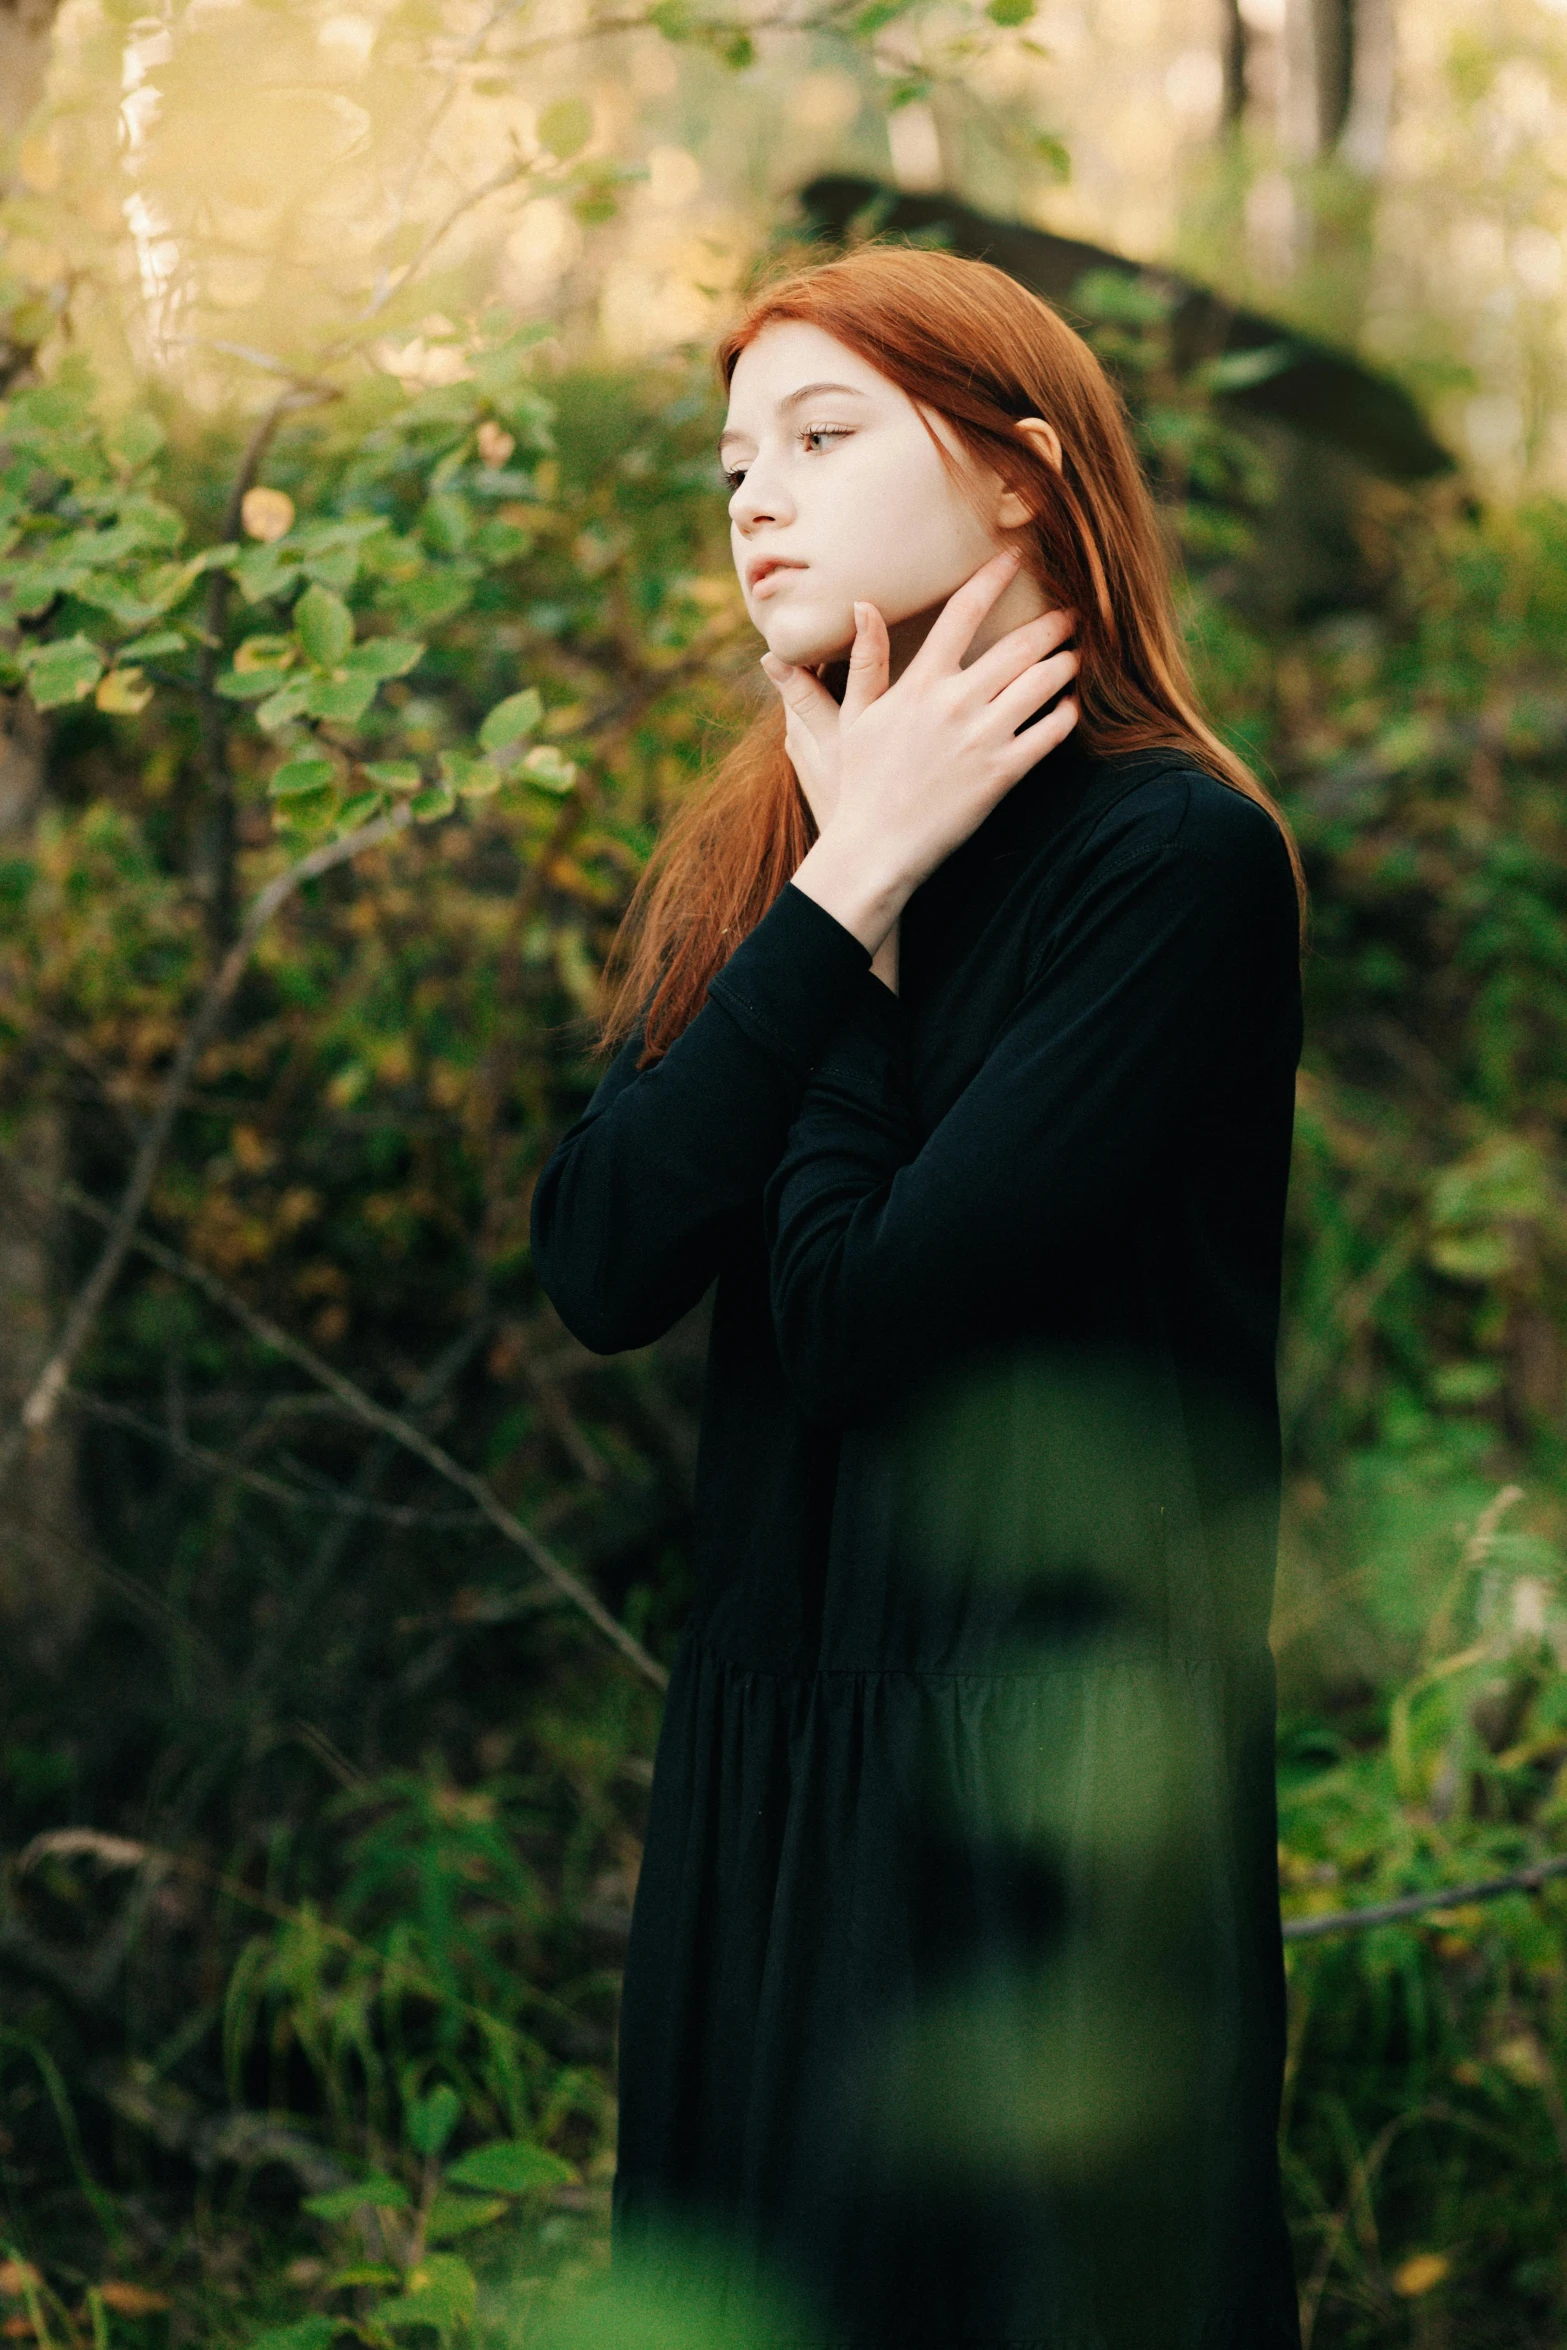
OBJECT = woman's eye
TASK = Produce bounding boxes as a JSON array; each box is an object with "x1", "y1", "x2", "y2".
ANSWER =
[
  {"x1": 723, "y1": 464, "x2": 747, "y2": 489},
  {"x1": 801, "y1": 426, "x2": 850, "y2": 455}
]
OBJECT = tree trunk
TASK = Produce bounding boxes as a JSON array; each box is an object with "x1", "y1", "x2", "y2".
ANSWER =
[
  {"x1": 0, "y1": 0, "x2": 58, "y2": 148},
  {"x1": 0, "y1": 0, "x2": 95, "y2": 1667},
  {"x1": 1220, "y1": 0, "x2": 1248, "y2": 134}
]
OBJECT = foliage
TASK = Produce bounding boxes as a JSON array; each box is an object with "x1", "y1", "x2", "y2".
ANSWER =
[{"x1": 7, "y1": 137, "x2": 1567, "y2": 2350}]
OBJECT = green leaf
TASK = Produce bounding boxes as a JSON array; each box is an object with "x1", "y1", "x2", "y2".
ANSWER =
[
  {"x1": 421, "y1": 495, "x2": 471, "y2": 558},
  {"x1": 336, "y1": 790, "x2": 387, "y2": 830},
  {"x1": 302, "y1": 671, "x2": 379, "y2": 724},
  {"x1": 116, "y1": 628, "x2": 185, "y2": 661},
  {"x1": 345, "y1": 636, "x2": 424, "y2": 679},
  {"x1": 248, "y1": 2320, "x2": 338, "y2": 2350},
  {"x1": 521, "y1": 743, "x2": 577, "y2": 795},
  {"x1": 407, "y1": 2083, "x2": 462, "y2": 2158},
  {"x1": 538, "y1": 97, "x2": 592, "y2": 159},
  {"x1": 295, "y1": 582, "x2": 355, "y2": 669},
  {"x1": 410, "y1": 783, "x2": 457, "y2": 822},
  {"x1": 363, "y1": 761, "x2": 423, "y2": 794},
  {"x1": 385, "y1": 569, "x2": 476, "y2": 628},
  {"x1": 478, "y1": 688, "x2": 543, "y2": 753},
  {"x1": 1198, "y1": 343, "x2": 1297, "y2": 394},
  {"x1": 302, "y1": 2172, "x2": 409, "y2": 2220},
  {"x1": 375, "y1": 2254, "x2": 477, "y2": 2337},
  {"x1": 233, "y1": 633, "x2": 296, "y2": 674},
  {"x1": 256, "y1": 680, "x2": 312, "y2": 730},
  {"x1": 853, "y1": 0, "x2": 912, "y2": 32},
  {"x1": 233, "y1": 545, "x2": 301, "y2": 605},
  {"x1": 136, "y1": 552, "x2": 214, "y2": 615},
  {"x1": 106, "y1": 409, "x2": 166, "y2": 471},
  {"x1": 325, "y1": 2267, "x2": 399, "y2": 2291},
  {"x1": 422, "y1": 2192, "x2": 509, "y2": 2243},
  {"x1": 23, "y1": 634, "x2": 105, "y2": 709},
  {"x1": 444, "y1": 2140, "x2": 574, "y2": 2195},
  {"x1": 571, "y1": 185, "x2": 620, "y2": 228},
  {"x1": 217, "y1": 668, "x2": 288, "y2": 701},
  {"x1": 440, "y1": 750, "x2": 502, "y2": 799},
  {"x1": 268, "y1": 756, "x2": 337, "y2": 802}
]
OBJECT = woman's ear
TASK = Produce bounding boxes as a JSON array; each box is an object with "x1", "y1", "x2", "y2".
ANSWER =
[
  {"x1": 995, "y1": 416, "x2": 1064, "y2": 527},
  {"x1": 1016, "y1": 416, "x2": 1064, "y2": 471}
]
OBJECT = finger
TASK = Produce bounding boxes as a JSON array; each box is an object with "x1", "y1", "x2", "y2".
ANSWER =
[
  {"x1": 980, "y1": 698, "x2": 1080, "y2": 809},
  {"x1": 989, "y1": 647, "x2": 1080, "y2": 738},
  {"x1": 912, "y1": 549, "x2": 1022, "y2": 676},
  {"x1": 965, "y1": 607, "x2": 1077, "y2": 700},
  {"x1": 840, "y1": 602, "x2": 890, "y2": 725},
  {"x1": 761, "y1": 654, "x2": 838, "y2": 746},
  {"x1": 992, "y1": 692, "x2": 1080, "y2": 788}
]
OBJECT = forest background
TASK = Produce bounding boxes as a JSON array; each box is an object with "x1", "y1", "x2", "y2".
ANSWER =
[{"x1": 4, "y1": 0, "x2": 1567, "y2": 2345}]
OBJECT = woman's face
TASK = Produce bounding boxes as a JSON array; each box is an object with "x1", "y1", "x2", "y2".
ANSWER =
[{"x1": 721, "y1": 321, "x2": 1029, "y2": 671}]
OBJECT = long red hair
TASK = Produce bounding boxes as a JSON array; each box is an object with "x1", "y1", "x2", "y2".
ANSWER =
[{"x1": 602, "y1": 243, "x2": 1304, "y2": 1057}]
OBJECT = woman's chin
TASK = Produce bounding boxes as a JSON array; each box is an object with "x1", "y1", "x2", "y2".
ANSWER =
[{"x1": 761, "y1": 613, "x2": 855, "y2": 670}]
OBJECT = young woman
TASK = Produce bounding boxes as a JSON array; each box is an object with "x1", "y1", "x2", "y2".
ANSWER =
[{"x1": 532, "y1": 245, "x2": 1304, "y2": 2349}]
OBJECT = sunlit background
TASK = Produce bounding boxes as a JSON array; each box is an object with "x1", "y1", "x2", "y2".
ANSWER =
[{"x1": 2, "y1": 0, "x2": 1565, "y2": 488}]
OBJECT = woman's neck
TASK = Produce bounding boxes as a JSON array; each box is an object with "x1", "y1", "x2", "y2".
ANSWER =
[
  {"x1": 886, "y1": 562, "x2": 1052, "y2": 681},
  {"x1": 814, "y1": 564, "x2": 1054, "y2": 701}
]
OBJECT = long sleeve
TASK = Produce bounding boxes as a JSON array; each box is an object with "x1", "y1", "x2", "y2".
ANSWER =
[
  {"x1": 765, "y1": 786, "x2": 1301, "y2": 1425},
  {"x1": 530, "y1": 883, "x2": 871, "y2": 1353}
]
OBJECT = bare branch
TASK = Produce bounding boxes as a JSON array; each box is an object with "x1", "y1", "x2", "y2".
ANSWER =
[
  {"x1": 62, "y1": 1387, "x2": 487, "y2": 1529},
  {"x1": 0, "y1": 808, "x2": 413, "y2": 1494},
  {"x1": 1283, "y1": 1852, "x2": 1567, "y2": 1942},
  {"x1": 52, "y1": 1187, "x2": 668, "y2": 1691}
]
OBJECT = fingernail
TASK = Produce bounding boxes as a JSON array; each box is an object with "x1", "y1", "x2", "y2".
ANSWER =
[{"x1": 852, "y1": 601, "x2": 868, "y2": 629}]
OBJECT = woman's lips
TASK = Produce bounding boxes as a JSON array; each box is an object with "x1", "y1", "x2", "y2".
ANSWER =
[{"x1": 750, "y1": 560, "x2": 804, "y2": 599}]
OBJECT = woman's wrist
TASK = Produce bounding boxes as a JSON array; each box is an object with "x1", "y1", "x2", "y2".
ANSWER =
[{"x1": 790, "y1": 829, "x2": 909, "y2": 957}]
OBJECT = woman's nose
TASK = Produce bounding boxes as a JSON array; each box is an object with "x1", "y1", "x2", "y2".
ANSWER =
[{"x1": 728, "y1": 457, "x2": 791, "y2": 533}]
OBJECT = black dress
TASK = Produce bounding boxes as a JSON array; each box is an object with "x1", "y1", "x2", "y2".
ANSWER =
[{"x1": 531, "y1": 741, "x2": 1304, "y2": 2350}]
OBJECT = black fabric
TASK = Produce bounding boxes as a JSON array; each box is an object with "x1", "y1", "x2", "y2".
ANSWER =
[{"x1": 531, "y1": 739, "x2": 1304, "y2": 2349}]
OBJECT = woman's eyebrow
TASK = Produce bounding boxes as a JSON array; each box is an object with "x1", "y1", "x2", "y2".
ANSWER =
[{"x1": 719, "y1": 380, "x2": 870, "y2": 455}]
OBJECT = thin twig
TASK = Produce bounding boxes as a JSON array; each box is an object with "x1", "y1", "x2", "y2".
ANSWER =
[
  {"x1": 244, "y1": 1303, "x2": 497, "y2": 1698},
  {"x1": 61, "y1": 1388, "x2": 486, "y2": 1529},
  {"x1": 1283, "y1": 1852, "x2": 1567, "y2": 1942},
  {"x1": 52, "y1": 1187, "x2": 667, "y2": 1691},
  {"x1": 0, "y1": 809, "x2": 412, "y2": 1495}
]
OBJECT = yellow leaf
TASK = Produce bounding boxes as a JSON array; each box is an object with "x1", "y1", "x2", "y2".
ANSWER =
[
  {"x1": 241, "y1": 486, "x2": 296, "y2": 543},
  {"x1": 96, "y1": 668, "x2": 154, "y2": 715},
  {"x1": 97, "y1": 2284, "x2": 171, "y2": 2316},
  {"x1": 0, "y1": 2264, "x2": 40, "y2": 2299},
  {"x1": 1392, "y1": 2253, "x2": 1449, "y2": 2298},
  {"x1": 1496, "y1": 2032, "x2": 1550, "y2": 2087},
  {"x1": 476, "y1": 420, "x2": 515, "y2": 468}
]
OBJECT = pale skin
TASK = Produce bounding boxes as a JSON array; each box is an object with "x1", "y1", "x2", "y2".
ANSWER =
[{"x1": 721, "y1": 320, "x2": 1081, "y2": 990}]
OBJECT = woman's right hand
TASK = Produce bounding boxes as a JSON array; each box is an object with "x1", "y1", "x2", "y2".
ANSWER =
[{"x1": 766, "y1": 551, "x2": 1079, "y2": 957}]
